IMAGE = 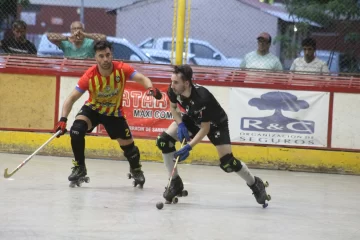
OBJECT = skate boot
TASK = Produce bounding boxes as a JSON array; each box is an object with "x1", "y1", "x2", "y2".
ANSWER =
[
  {"x1": 68, "y1": 160, "x2": 90, "y2": 188},
  {"x1": 248, "y1": 176, "x2": 271, "y2": 208},
  {"x1": 127, "y1": 167, "x2": 145, "y2": 188},
  {"x1": 163, "y1": 175, "x2": 188, "y2": 204}
]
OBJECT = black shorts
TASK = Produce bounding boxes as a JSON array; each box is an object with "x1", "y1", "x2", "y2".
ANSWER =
[
  {"x1": 76, "y1": 105, "x2": 132, "y2": 140},
  {"x1": 182, "y1": 115, "x2": 231, "y2": 146}
]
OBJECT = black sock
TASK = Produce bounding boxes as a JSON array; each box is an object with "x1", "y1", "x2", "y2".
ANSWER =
[{"x1": 71, "y1": 136, "x2": 85, "y2": 165}]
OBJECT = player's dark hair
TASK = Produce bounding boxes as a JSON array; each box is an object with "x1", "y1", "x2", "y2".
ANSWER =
[
  {"x1": 173, "y1": 64, "x2": 193, "y2": 85},
  {"x1": 302, "y1": 37, "x2": 316, "y2": 49},
  {"x1": 12, "y1": 20, "x2": 27, "y2": 29},
  {"x1": 94, "y1": 40, "x2": 112, "y2": 52}
]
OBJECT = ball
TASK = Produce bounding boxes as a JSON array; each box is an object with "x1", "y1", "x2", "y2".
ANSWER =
[{"x1": 156, "y1": 201, "x2": 164, "y2": 210}]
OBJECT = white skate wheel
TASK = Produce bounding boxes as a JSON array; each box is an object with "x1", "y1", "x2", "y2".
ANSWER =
[{"x1": 172, "y1": 197, "x2": 178, "y2": 204}]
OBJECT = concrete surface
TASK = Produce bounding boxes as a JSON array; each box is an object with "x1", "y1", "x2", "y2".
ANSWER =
[{"x1": 0, "y1": 153, "x2": 359, "y2": 240}]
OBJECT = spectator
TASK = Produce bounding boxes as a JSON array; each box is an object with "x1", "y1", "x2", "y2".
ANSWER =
[
  {"x1": 240, "y1": 32, "x2": 283, "y2": 71},
  {"x1": 47, "y1": 21, "x2": 106, "y2": 59},
  {"x1": 290, "y1": 37, "x2": 330, "y2": 74},
  {"x1": 0, "y1": 20, "x2": 37, "y2": 55}
]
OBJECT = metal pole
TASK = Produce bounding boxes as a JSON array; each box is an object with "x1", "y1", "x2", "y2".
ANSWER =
[
  {"x1": 80, "y1": 0, "x2": 84, "y2": 25},
  {"x1": 175, "y1": 0, "x2": 186, "y2": 65}
]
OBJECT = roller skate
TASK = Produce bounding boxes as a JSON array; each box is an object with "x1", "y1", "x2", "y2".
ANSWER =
[
  {"x1": 248, "y1": 176, "x2": 271, "y2": 208},
  {"x1": 163, "y1": 175, "x2": 188, "y2": 204},
  {"x1": 127, "y1": 167, "x2": 145, "y2": 188},
  {"x1": 68, "y1": 160, "x2": 90, "y2": 188}
]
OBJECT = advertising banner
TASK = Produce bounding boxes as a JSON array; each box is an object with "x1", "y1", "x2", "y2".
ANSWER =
[
  {"x1": 97, "y1": 82, "x2": 173, "y2": 138},
  {"x1": 229, "y1": 88, "x2": 329, "y2": 147}
]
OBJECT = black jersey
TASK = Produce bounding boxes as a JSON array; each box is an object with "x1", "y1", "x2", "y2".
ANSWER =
[
  {"x1": 1, "y1": 37, "x2": 37, "y2": 54},
  {"x1": 167, "y1": 83, "x2": 228, "y2": 127}
]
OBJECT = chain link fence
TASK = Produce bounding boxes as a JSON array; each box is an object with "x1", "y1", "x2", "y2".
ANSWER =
[{"x1": 1, "y1": 0, "x2": 360, "y2": 74}]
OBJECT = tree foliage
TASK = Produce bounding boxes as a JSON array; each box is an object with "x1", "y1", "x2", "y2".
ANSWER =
[{"x1": 283, "y1": 0, "x2": 360, "y2": 26}]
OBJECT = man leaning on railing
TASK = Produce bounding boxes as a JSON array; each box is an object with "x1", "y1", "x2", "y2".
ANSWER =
[
  {"x1": 0, "y1": 20, "x2": 37, "y2": 55},
  {"x1": 290, "y1": 37, "x2": 330, "y2": 75},
  {"x1": 46, "y1": 21, "x2": 106, "y2": 59}
]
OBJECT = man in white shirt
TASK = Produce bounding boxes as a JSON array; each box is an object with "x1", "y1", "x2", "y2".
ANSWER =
[
  {"x1": 240, "y1": 32, "x2": 283, "y2": 71},
  {"x1": 290, "y1": 37, "x2": 329, "y2": 74}
]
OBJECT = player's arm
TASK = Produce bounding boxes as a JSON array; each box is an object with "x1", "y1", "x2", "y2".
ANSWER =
[
  {"x1": 188, "y1": 121, "x2": 210, "y2": 148},
  {"x1": 132, "y1": 72, "x2": 162, "y2": 99},
  {"x1": 170, "y1": 102, "x2": 183, "y2": 124},
  {"x1": 60, "y1": 89, "x2": 84, "y2": 118},
  {"x1": 132, "y1": 72, "x2": 153, "y2": 89},
  {"x1": 55, "y1": 89, "x2": 84, "y2": 137}
]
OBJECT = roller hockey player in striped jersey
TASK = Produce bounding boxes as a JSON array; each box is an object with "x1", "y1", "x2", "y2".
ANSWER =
[{"x1": 55, "y1": 40, "x2": 162, "y2": 188}]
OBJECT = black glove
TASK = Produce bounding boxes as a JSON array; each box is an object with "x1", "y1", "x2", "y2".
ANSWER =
[{"x1": 147, "y1": 87, "x2": 162, "y2": 100}]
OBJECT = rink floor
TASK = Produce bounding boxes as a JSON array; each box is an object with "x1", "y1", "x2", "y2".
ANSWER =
[{"x1": 1, "y1": 153, "x2": 359, "y2": 240}]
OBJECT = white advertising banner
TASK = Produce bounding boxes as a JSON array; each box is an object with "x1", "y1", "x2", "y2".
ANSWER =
[{"x1": 229, "y1": 88, "x2": 329, "y2": 147}]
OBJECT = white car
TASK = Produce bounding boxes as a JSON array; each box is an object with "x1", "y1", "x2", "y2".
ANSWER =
[
  {"x1": 139, "y1": 37, "x2": 242, "y2": 67},
  {"x1": 37, "y1": 34, "x2": 163, "y2": 63}
]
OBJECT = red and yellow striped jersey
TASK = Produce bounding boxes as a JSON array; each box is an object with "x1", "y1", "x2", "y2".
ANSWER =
[{"x1": 76, "y1": 61, "x2": 136, "y2": 117}]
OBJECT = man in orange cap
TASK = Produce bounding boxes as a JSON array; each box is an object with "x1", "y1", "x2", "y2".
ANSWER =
[{"x1": 240, "y1": 32, "x2": 283, "y2": 71}]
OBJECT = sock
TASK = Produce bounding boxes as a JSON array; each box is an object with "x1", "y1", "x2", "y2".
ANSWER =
[
  {"x1": 163, "y1": 152, "x2": 178, "y2": 178},
  {"x1": 236, "y1": 161, "x2": 255, "y2": 185},
  {"x1": 71, "y1": 137, "x2": 85, "y2": 166}
]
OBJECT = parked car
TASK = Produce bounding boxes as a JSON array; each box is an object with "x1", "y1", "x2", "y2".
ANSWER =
[
  {"x1": 142, "y1": 48, "x2": 196, "y2": 65},
  {"x1": 138, "y1": 37, "x2": 242, "y2": 67},
  {"x1": 37, "y1": 34, "x2": 164, "y2": 63}
]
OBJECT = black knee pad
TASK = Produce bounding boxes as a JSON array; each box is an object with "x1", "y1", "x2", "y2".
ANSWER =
[
  {"x1": 121, "y1": 142, "x2": 141, "y2": 169},
  {"x1": 70, "y1": 120, "x2": 88, "y2": 139},
  {"x1": 219, "y1": 153, "x2": 242, "y2": 173},
  {"x1": 156, "y1": 132, "x2": 176, "y2": 154}
]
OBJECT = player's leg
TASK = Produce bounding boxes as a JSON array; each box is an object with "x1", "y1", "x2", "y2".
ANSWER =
[
  {"x1": 209, "y1": 123, "x2": 270, "y2": 206},
  {"x1": 158, "y1": 116, "x2": 199, "y2": 178},
  {"x1": 156, "y1": 118, "x2": 197, "y2": 202},
  {"x1": 216, "y1": 144, "x2": 255, "y2": 185},
  {"x1": 68, "y1": 105, "x2": 98, "y2": 181},
  {"x1": 156, "y1": 121, "x2": 179, "y2": 178},
  {"x1": 156, "y1": 122, "x2": 183, "y2": 201},
  {"x1": 102, "y1": 116, "x2": 145, "y2": 186}
]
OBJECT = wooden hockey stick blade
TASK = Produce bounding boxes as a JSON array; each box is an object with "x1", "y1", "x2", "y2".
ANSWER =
[
  {"x1": 4, "y1": 168, "x2": 18, "y2": 178},
  {"x1": 3, "y1": 130, "x2": 61, "y2": 179}
]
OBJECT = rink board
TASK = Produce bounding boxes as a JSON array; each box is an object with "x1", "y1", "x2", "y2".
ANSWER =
[
  {"x1": 0, "y1": 73, "x2": 56, "y2": 130},
  {"x1": 0, "y1": 131, "x2": 359, "y2": 175}
]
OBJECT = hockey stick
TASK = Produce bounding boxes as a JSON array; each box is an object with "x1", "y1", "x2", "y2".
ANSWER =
[
  {"x1": 4, "y1": 130, "x2": 62, "y2": 178},
  {"x1": 165, "y1": 138, "x2": 186, "y2": 195}
]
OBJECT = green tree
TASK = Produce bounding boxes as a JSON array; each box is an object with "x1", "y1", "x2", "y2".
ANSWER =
[
  {"x1": 282, "y1": 0, "x2": 360, "y2": 73},
  {"x1": 284, "y1": 0, "x2": 360, "y2": 26},
  {"x1": 0, "y1": 0, "x2": 29, "y2": 28}
]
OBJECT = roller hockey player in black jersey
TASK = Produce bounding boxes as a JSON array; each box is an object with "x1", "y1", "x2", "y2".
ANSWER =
[{"x1": 156, "y1": 64, "x2": 271, "y2": 207}]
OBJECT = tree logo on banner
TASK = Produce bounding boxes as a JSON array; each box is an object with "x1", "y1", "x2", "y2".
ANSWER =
[{"x1": 241, "y1": 91, "x2": 314, "y2": 134}]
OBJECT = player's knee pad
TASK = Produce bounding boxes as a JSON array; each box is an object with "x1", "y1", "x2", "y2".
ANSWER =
[
  {"x1": 156, "y1": 132, "x2": 176, "y2": 154},
  {"x1": 70, "y1": 120, "x2": 88, "y2": 140},
  {"x1": 121, "y1": 142, "x2": 140, "y2": 168},
  {"x1": 219, "y1": 153, "x2": 242, "y2": 173}
]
